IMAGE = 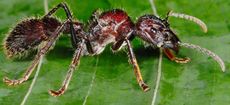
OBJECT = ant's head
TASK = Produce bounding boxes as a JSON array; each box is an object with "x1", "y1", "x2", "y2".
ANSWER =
[{"x1": 135, "y1": 15, "x2": 180, "y2": 52}]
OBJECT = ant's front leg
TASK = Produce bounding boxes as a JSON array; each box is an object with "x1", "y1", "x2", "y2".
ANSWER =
[
  {"x1": 163, "y1": 48, "x2": 190, "y2": 63},
  {"x1": 124, "y1": 39, "x2": 150, "y2": 92},
  {"x1": 3, "y1": 20, "x2": 70, "y2": 86},
  {"x1": 49, "y1": 40, "x2": 84, "y2": 97}
]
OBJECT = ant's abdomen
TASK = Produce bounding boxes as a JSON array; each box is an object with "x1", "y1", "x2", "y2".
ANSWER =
[
  {"x1": 42, "y1": 17, "x2": 61, "y2": 37},
  {"x1": 4, "y1": 17, "x2": 61, "y2": 58}
]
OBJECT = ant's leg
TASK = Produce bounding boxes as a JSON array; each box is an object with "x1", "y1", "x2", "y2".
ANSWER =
[
  {"x1": 49, "y1": 41, "x2": 84, "y2": 97},
  {"x1": 85, "y1": 39, "x2": 94, "y2": 54},
  {"x1": 80, "y1": 32, "x2": 94, "y2": 54},
  {"x1": 125, "y1": 39, "x2": 149, "y2": 92},
  {"x1": 111, "y1": 39, "x2": 124, "y2": 51},
  {"x1": 44, "y1": 2, "x2": 80, "y2": 49},
  {"x1": 44, "y1": 2, "x2": 94, "y2": 54},
  {"x1": 3, "y1": 20, "x2": 70, "y2": 86},
  {"x1": 74, "y1": 31, "x2": 94, "y2": 54},
  {"x1": 112, "y1": 34, "x2": 135, "y2": 51},
  {"x1": 163, "y1": 48, "x2": 190, "y2": 63}
]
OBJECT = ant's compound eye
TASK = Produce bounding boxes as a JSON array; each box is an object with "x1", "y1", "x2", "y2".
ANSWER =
[{"x1": 150, "y1": 28, "x2": 157, "y2": 34}]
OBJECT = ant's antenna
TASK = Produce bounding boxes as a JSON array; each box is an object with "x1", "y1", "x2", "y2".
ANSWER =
[
  {"x1": 168, "y1": 11, "x2": 208, "y2": 33},
  {"x1": 179, "y1": 42, "x2": 225, "y2": 72}
]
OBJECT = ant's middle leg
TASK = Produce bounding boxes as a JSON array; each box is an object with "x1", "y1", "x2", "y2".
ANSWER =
[
  {"x1": 49, "y1": 40, "x2": 84, "y2": 97},
  {"x1": 3, "y1": 19, "x2": 70, "y2": 86},
  {"x1": 81, "y1": 32, "x2": 94, "y2": 54}
]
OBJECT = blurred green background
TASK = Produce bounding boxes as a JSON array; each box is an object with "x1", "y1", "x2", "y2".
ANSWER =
[{"x1": 0, "y1": 0, "x2": 229, "y2": 105}]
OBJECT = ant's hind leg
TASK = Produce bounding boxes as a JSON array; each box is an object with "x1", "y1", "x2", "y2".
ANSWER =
[
  {"x1": 49, "y1": 41, "x2": 84, "y2": 97},
  {"x1": 163, "y1": 48, "x2": 190, "y2": 64},
  {"x1": 44, "y1": 2, "x2": 94, "y2": 55},
  {"x1": 3, "y1": 20, "x2": 70, "y2": 86},
  {"x1": 44, "y1": 2, "x2": 71, "y2": 18},
  {"x1": 125, "y1": 39, "x2": 149, "y2": 92},
  {"x1": 43, "y1": 2, "x2": 80, "y2": 48}
]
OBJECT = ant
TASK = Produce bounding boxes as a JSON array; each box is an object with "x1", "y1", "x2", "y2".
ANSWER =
[{"x1": 3, "y1": 2, "x2": 225, "y2": 97}]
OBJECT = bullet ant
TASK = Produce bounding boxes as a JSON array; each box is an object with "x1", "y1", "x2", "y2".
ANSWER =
[{"x1": 3, "y1": 2, "x2": 225, "y2": 97}]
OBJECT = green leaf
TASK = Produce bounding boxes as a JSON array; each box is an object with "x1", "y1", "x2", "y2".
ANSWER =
[{"x1": 0, "y1": 0, "x2": 229, "y2": 105}]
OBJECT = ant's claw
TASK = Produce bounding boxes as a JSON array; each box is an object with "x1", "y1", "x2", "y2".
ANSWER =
[
  {"x1": 3, "y1": 77, "x2": 16, "y2": 86},
  {"x1": 3, "y1": 77, "x2": 12, "y2": 85},
  {"x1": 49, "y1": 89, "x2": 65, "y2": 97},
  {"x1": 141, "y1": 83, "x2": 150, "y2": 92},
  {"x1": 3, "y1": 77, "x2": 24, "y2": 86},
  {"x1": 175, "y1": 57, "x2": 191, "y2": 64}
]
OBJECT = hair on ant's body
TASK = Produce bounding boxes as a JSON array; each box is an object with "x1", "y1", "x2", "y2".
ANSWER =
[
  {"x1": 4, "y1": 17, "x2": 61, "y2": 58},
  {"x1": 3, "y1": 2, "x2": 225, "y2": 97}
]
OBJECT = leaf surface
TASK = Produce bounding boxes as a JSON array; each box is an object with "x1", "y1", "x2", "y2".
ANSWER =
[{"x1": 0, "y1": 0, "x2": 229, "y2": 105}]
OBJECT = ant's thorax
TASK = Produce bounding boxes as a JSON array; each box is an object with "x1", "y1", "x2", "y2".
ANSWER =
[{"x1": 82, "y1": 9, "x2": 134, "y2": 55}]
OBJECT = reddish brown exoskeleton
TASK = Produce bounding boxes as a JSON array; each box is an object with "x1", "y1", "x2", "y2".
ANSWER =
[
  {"x1": 3, "y1": 3, "x2": 149, "y2": 97},
  {"x1": 3, "y1": 2, "x2": 225, "y2": 97}
]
